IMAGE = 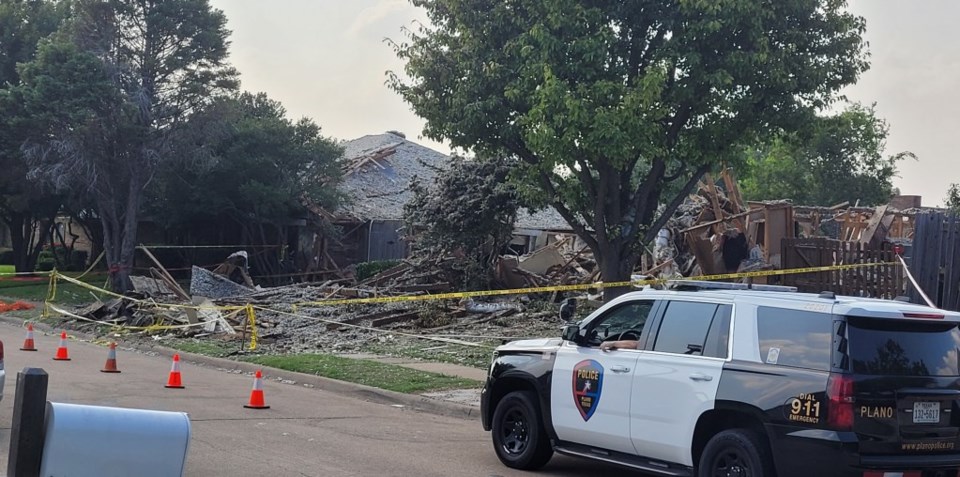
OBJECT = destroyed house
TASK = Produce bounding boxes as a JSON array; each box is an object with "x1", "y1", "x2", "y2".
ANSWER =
[
  {"x1": 316, "y1": 132, "x2": 574, "y2": 269},
  {"x1": 326, "y1": 132, "x2": 447, "y2": 264}
]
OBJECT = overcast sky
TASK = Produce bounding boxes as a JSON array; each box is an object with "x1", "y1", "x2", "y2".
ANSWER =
[{"x1": 209, "y1": 0, "x2": 959, "y2": 206}]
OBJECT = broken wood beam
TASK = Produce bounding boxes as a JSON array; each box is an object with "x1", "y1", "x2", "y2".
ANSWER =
[
  {"x1": 138, "y1": 246, "x2": 189, "y2": 300},
  {"x1": 395, "y1": 282, "x2": 451, "y2": 293},
  {"x1": 679, "y1": 209, "x2": 754, "y2": 235},
  {"x1": 327, "y1": 309, "x2": 409, "y2": 331},
  {"x1": 640, "y1": 258, "x2": 675, "y2": 276},
  {"x1": 703, "y1": 173, "x2": 726, "y2": 234},
  {"x1": 371, "y1": 311, "x2": 421, "y2": 328},
  {"x1": 359, "y1": 263, "x2": 411, "y2": 286}
]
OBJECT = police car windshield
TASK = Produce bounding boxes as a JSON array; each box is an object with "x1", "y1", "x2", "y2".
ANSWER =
[{"x1": 847, "y1": 316, "x2": 960, "y2": 377}]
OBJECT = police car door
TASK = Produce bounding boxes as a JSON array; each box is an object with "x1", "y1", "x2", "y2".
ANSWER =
[
  {"x1": 551, "y1": 299, "x2": 657, "y2": 455},
  {"x1": 630, "y1": 300, "x2": 731, "y2": 466}
]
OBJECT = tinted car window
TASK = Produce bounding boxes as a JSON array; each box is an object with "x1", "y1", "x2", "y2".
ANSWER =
[
  {"x1": 583, "y1": 301, "x2": 654, "y2": 347},
  {"x1": 703, "y1": 304, "x2": 732, "y2": 359},
  {"x1": 847, "y1": 317, "x2": 960, "y2": 376},
  {"x1": 757, "y1": 307, "x2": 832, "y2": 371},
  {"x1": 653, "y1": 301, "x2": 720, "y2": 355}
]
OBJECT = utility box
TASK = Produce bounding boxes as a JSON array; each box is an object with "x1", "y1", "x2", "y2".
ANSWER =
[{"x1": 39, "y1": 402, "x2": 191, "y2": 477}]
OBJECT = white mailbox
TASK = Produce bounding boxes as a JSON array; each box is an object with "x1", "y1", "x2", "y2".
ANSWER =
[{"x1": 39, "y1": 402, "x2": 191, "y2": 477}]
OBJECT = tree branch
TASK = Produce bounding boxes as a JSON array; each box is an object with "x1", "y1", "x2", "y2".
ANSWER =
[
  {"x1": 535, "y1": 170, "x2": 599, "y2": 253},
  {"x1": 643, "y1": 163, "x2": 711, "y2": 243},
  {"x1": 664, "y1": 163, "x2": 688, "y2": 182},
  {"x1": 629, "y1": 157, "x2": 666, "y2": 232},
  {"x1": 575, "y1": 157, "x2": 597, "y2": 203}
]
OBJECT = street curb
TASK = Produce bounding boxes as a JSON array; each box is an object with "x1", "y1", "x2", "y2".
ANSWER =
[{"x1": 0, "y1": 314, "x2": 481, "y2": 421}]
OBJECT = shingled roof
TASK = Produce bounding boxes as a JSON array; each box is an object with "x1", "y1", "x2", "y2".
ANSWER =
[
  {"x1": 336, "y1": 132, "x2": 448, "y2": 221},
  {"x1": 335, "y1": 132, "x2": 572, "y2": 231}
]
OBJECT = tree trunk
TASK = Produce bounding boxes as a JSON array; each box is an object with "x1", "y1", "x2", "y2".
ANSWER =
[
  {"x1": 7, "y1": 212, "x2": 52, "y2": 273},
  {"x1": 100, "y1": 174, "x2": 142, "y2": 293},
  {"x1": 597, "y1": 239, "x2": 637, "y2": 302}
]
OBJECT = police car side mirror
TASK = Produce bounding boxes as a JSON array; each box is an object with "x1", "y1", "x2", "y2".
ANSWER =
[
  {"x1": 559, "y1": 298, "x2": 577, "y2": 322},
  {"x1": 562, "y1": 324, "x2": 581, "y2": 343}
]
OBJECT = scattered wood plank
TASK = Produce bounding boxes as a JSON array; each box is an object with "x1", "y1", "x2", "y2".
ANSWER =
[
  {"x1": 138, "y1": 246, "x2": 189, "y2": 300},
  {"x1": 396, "y1": 282, "x2": 451, "y2": 293},
  {"x1": 679, "y1": 209, "x2": 753, "y2": 235},
  {"x1": 327, "y1": 309, "x2": 409, "y2": 331},
  {"x1": 371, "y1": 311, "x2": 421, "y2": 328}
]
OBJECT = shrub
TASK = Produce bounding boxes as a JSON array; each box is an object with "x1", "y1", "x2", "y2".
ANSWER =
[
  {"x1": 68, "y1": 250, "x2": 89, "y2": 271},
  {"x1": 0, "y1": 249, "x2": 13, "y2": 265},
  {"x1": 36, "y1": 250, "x2": 55, "y2": 272},
  {"x1": 356, "y1": 260, "x2": 401, "y2": 281}
]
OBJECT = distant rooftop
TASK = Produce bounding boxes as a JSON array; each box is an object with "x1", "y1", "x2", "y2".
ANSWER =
[
  {"x1": 337, "y1": 132, "x2": 448, "y2": 221},
  {"x1": 335, "y1": 132, "x2": 572, "y2": 232}
]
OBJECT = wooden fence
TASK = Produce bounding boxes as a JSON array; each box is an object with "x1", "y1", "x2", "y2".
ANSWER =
[
  {"x1": 780, "y1": 238, "x2": 904, "y2": 299},
  {"x1": 908, "y1": 212, "x2": 960, "y2": 311}
]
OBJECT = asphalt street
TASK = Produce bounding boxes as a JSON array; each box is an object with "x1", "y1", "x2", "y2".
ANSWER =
[{"x1": 0, "y1": 319, "x2": 648, "y2": 476}]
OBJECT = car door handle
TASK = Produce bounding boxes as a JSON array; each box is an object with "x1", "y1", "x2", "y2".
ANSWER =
[
  {"x1": 689, "y1": 373, "x2": 714, "y2": 382},
  {"x1": 610, "y1": 366, "x2": 631, "y2": 374}
]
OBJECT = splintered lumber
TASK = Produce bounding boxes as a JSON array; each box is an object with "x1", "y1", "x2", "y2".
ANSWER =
[
  {"x1": 138, "y1": 246, "x2": 189, "y2": 300},
  {"x1": 359, "y1": 263, "x2": 411, "y2": 286},
  {"x1": 371, "y1": 311, "x2": 421, "y2": 328},
  {"x1": 679, "y1": 209, "x2": 753, "y2": 235},
  {"x1": 326, "y1": 309, "x2": 409, "y2": 331},
  {"x1": 641, "y1": 258, "x2": 675, "y2": 276},
  {"x1": 860, "y1": 205, "x2": 890, "y2": 245},
  {"x1": 703, "y1": 174, "x2": 726, "y2": 234},
  {"x1": 396, "y1": 282, "x2": 451, "y2": 293}
]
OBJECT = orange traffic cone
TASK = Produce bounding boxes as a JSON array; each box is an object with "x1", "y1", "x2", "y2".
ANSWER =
[
  {"x1": 165, "y1": 354, "x2": 185, "y2": 388},
  {"x1": 101, "y1": 342, "x2": 121, "y2": 373},
  {"x1": 20, "y1": 323, "x2": 37, "y2": 351},
  {"x1": 53, "y1": 331, "x2": 70, "y2": 361},
  {"x1": 244, "y1": 369, "x2": 270, "y2": 409}
]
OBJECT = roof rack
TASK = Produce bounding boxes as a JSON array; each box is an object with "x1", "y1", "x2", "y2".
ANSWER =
[{"x1": 665, "y1": 280, "x2": 798, "y2": 293}]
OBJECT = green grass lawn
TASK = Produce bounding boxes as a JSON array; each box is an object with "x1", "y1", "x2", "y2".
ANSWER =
[
  {"x1": 165, "y1": 338, "x2": 240, "y2": 358},
  {"x1": 242, "y1": 353, "x2": 482, "y2": 393},
  {"x1": 0, "y1": 265, "x2": 13, "y2": 275},
  {"x1": 0, "y1": 272, "x2": 111, "y2": 305}
]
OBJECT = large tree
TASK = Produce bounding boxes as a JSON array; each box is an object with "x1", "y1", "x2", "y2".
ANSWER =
[
  {"x1": 145, "y1": 92, "x2": 344, "y2": 277},
  {"x1": 0, "y1": 0, "x2": 70, "y2": 272},
  {"x1": 391, "y1": 0, "x2": 868, "y2": 299},
  {"x1": 740, "y1": 103, "x2": 912, "y2": 206},
  {"x1": 404, "y1": 155, "x2": 523, "y2": 289},
  {"x1": 20, "y1": 0, "x2": 238, "y2": 291}
]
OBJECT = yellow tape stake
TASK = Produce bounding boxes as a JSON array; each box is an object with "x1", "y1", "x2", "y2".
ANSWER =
[
  {"x1": 42, "y1": 271, "x2": 60, "y2": 320},
  {"x1": 246, "y1": 304, "x2": 258, "y2": 351}
]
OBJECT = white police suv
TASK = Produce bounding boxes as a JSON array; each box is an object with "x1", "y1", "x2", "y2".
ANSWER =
[{"x1": 480, "y1": 281, "x2": 960, "y2": 477}]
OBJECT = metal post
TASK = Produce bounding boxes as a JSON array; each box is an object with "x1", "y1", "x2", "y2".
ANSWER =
[{"x1": 7, "y1": 368, "x2": 48, "y2": 477}]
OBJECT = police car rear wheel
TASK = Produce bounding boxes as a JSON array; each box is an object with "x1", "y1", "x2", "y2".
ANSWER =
[
  {"x1": 491, "y1": 391, "x2": 553, "y2": 470},
  {"x1": 698, "y1": 429, "x2": 774, "y2": 477}
]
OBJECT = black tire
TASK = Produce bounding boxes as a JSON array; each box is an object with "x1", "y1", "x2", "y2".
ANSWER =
[
  {"x1": 698, "y1": 429, "x2": 775, "y2": 477},
  {"x1": 491, "y1": 390, "x2": 554, "y2": 470}
]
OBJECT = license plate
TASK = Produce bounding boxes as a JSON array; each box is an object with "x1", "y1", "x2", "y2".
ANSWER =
[{"x1": 913, "y1": 401, "x2": 940, "y2": 424}]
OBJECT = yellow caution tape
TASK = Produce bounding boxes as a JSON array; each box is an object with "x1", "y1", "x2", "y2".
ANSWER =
[
  {"x1": 246, "y1": 304, "x2": 258, "y2": 351},
  {"x1": 53, "y1": 272, "x2": 246, "y2": 312},
  {"x1": 38, "y1": 261, "x2": 898, "y2": 339},
  {"x1": 292, "y1": 261, "x2": 899, "y2": 307}
]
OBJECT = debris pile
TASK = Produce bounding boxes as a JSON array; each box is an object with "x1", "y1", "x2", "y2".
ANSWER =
[
  {"x1": 495, "y1": 236, "x2": 597, "y2": 290},
  {"x1": 54, "y1": 168, "x2": 930, "y2": 354}
]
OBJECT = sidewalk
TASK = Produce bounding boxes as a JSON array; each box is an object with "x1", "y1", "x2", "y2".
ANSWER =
[{"x1": 337, "y1": 353, "x2": 486, "y2": 407}]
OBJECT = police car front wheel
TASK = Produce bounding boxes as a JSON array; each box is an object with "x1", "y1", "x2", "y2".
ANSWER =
[
  {"x1": 491, "y1": 390, "x2": 553, "y2": 470},
  {"x1": 698, "y1": 429, "x2": 775, "y2": 477}
]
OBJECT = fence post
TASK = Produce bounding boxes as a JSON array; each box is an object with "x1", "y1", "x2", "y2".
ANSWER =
[{"x1": 7, "y1": 368, "x2": 48, "y2": 477}]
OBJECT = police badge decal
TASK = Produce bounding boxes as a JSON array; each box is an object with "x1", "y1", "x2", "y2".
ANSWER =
[{"x1": 572, "y1": 360, "x2": 604, "y2": 421}]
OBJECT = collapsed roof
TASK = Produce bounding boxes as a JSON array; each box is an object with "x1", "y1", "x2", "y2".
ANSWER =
[{"x1": 335, "y1": 132, "x2": 571, "y2": 231}]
